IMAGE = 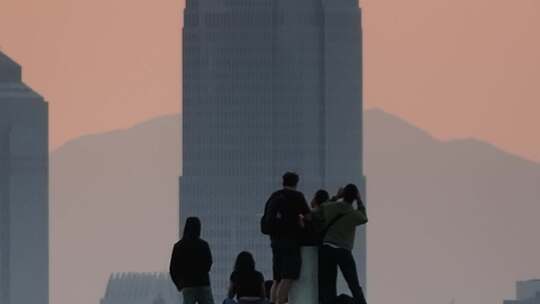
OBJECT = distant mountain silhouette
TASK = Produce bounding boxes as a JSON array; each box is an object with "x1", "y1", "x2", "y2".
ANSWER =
[
  {"x1": 51, "y1": 109, "x2": 540, "y2": 304},
  {"x1": 364, "y1": 109, "x2": 540, "y2": 304}
]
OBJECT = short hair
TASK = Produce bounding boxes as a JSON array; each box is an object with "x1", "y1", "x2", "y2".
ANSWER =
[
  {"x1": 282, "y1": 172, "x2": 299, "y2": 188},
  {"x1": 343, "y1": 184, "x2": 360, "y2": 203}
]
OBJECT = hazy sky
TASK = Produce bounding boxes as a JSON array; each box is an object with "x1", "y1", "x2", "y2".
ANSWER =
[{"x1": 1, "y1": 0, "x2": 539, "y2": 161}]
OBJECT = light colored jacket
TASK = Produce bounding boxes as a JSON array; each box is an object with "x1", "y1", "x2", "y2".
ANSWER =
[{"x1": 313, "y1": 201, "x2": 368, "y2": 250}]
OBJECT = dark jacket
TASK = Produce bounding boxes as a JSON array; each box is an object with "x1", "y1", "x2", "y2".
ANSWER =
[
  {"x1": 265, "y1": 189, "x2": 310, "y2": 243},
  {"x1": 170, "y1": 218, "x2": 213, "y2": 291}
]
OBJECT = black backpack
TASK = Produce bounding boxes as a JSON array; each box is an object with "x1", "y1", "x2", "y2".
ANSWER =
[{"x1": 260, "y1": 193, "x2": 284, "y2": 236}]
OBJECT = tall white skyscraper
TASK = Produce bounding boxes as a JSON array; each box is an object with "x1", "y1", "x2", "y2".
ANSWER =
[
  {"x1": 0, "y1": 52, "x2": 49, "y2": 304},
  {"x1": 180, "y1": 0, "x2": 365, "y2": 297}
]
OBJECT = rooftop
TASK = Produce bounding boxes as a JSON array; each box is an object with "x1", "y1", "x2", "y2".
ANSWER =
[{"x1": 0, "y1": 51, "x2": 22, "y2": 82}]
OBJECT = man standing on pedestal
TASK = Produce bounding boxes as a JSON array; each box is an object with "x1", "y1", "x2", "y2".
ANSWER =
[{"x1": 261, "y1": 172, "x2": 311, "y2": 304}]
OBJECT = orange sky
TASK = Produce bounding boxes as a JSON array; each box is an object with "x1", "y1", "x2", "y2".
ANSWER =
[{"x1": 1, "y1": 0, "x2": 539, "y2": 161}]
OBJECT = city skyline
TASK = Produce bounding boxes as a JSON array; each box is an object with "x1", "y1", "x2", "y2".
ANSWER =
[
  {"x1": 1, "y1": 1, "x2": 539, "y2": 304},
  {"x1": 1, "y1": 0, "x2": 540, "y2": 162}
]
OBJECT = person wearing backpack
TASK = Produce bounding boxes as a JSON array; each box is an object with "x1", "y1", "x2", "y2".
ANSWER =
[
  {"x1": 261, "y1": 172, "x2": 310, "y2": 304},
  {"x1": 170, "y1": 217, "x2": 215, "y2": 304},
  {"x1": 313, "y1": 184, "x2": 368, "y2": 304}
]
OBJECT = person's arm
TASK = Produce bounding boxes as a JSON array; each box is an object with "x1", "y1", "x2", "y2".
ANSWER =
[
  {"x1": 309, "y1": 205, "x2": 325, "y2": 229},
  {"x1": 202, "y1": 242, "x2": 213, "y2": 273},
  {"x1": 258, "y1": 272, "x2": 266, "y2": 299},
  {"x1": 300, "y1": 194, "x2": 310, "y2": 215},
  {"x1": 227, "y1": 280, "x2": 236, "y2": 299},
  {"x1": 260, "y1": 282, "x2": 266, "y2": 299},
  {"x1": 298, "y1": 194, "x2": 311, "y2": 228},
  {"x1": 169, "y1": 244, "x2": 183, "y2": 291},
  {"x1": 353, "y1": 199, "x2": 368, "y2": 225}
]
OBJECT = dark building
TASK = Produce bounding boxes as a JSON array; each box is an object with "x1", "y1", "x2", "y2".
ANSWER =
[
  {"x1": 0, "y1": 51, "x2": 49, "y2": 304},
  {"x1": 180, "y1": 0, "x2": 365, "y2": 297}
]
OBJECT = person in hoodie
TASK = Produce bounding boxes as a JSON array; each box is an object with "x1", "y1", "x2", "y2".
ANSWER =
[{"x1": 170, "y1": 217, "x2": 215, "y2": 304}]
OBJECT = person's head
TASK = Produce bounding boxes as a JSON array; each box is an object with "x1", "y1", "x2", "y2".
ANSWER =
[
  {"x1": 234, "y1": 251, "x2": 256, "y2": 273},
  {"x1": 343, "y1": 184, "x2": 361, "y2": 204},
  {"x1": 311, "y1": 189, "x2": 330, "y2": 209},
  {"x1": 282, "y1": 172, "x2": 299, "y2": 189},
  {"x1": 182, "y1": 217, "x2": 201, "y2": 240}
]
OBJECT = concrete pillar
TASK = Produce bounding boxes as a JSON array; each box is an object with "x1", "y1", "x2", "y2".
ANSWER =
[{"x1": 290, "y1": 247, "x2": 319, "y2": 304}]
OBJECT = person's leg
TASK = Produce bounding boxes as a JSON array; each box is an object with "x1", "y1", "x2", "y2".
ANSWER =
[
  {"x1": 277, "y1": 245, "x2": 301, "y2": 304},
  {"x1": 271, "y1": 244, "x2": 282, "y2": 304},
  {"x1": 270, "y1": 281, "x2": 279, "y2": 304},
  {"x1": 336, "y1": 249, "x2": 367, "y2": 304},
  {"x1": 196, "y1": 286, "x2": 215, "y2": 304},
  {"x1": 319, "y1": 245, "x2": 338, "y2": 304},
  {"x1": 183, "y1": 288, "x2": 197, "y2": 304},
  {"x1": 277, "y1": 279, "x2": 294, "y2": 304}
]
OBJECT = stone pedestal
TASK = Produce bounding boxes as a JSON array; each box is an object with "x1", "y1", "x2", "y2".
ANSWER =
[{"x1": 290, "y1": 247, "x2": 318, "y2": 304}]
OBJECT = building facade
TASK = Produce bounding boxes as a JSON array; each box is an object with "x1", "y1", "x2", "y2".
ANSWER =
[
  {"x1": 0, "y1": 52, "x2": 49, "y2": 304},
  {"x1": 504, "y1": 280, "x2": 540, "y2": 304},
  {"x1": 180, "y1": 0, "x2": 365, "y2": 298},
  {"x1": 100, "y1": 273, "x2": 180, "y2": 304}
]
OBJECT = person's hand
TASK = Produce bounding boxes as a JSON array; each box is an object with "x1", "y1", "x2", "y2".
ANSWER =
[
  {"x1": 298, "y1": 214, "x2": 305, "y2": 228},
  {"x1": 330, "y1": 187, "x2": 344, "y2": 201},
  {"x1": 357, "y1": 199, "x2": 366, "y2": 211}
]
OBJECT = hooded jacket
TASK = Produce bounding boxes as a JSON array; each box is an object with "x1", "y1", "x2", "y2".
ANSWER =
[{"x1": 170, "y1": 218, "x2": 213, "y2": 290}]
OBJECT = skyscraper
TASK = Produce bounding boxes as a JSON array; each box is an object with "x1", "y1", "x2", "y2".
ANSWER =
[
  {"x1": 180, "y1": 0, "x2": 365, "y2": 297},
  {"x1": 0, "y1": 51, "x2": 49, "y2": 304}
]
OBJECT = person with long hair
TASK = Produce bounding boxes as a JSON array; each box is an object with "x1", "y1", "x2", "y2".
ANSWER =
[
  {"x1": 313, "y1": 184, "x2": 368, "y2": 304},
  {"x1": 170, "y1": 217, "x2": 215, "y2": 304},
  {"x1": 227, "y1": 251, "x2": 266, "y2": 304}
]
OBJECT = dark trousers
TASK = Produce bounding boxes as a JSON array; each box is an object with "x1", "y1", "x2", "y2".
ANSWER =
[{"x1": 319, "y1": 245, "x2": 367, "y2": 304}]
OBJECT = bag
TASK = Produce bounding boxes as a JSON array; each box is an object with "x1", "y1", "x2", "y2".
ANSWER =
[{"x1": 260, "y1": 194, "x2": 284, "y2": 235}]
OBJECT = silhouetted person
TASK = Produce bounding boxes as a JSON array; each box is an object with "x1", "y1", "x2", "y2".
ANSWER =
[
  {"x1": 313, "y1": 184, "x2": 368, "y2": 304},
  {"x1": 227, "y1": 251, "x2": 266, "y2": 304},
  {"x1": 261, "y1": 172, "x2": 310, "y2": 304},
  {"x1": 311, "y1": 189, "x2": 330, "y2": 210},
  {"x1": 170, "y1": 217, "x2": 215, "y2": 304},
  {"x1": 301, "y1": 189, "x2": 331, "y2": 245}
]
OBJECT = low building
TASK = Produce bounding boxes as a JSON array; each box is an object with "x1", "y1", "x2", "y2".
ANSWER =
[
  {"x1": 505, "y1": 280, "x2": 540, "y2": 304},
  {"x1": 100, "y1": 273, "x2": 180, "y2": 304}
]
